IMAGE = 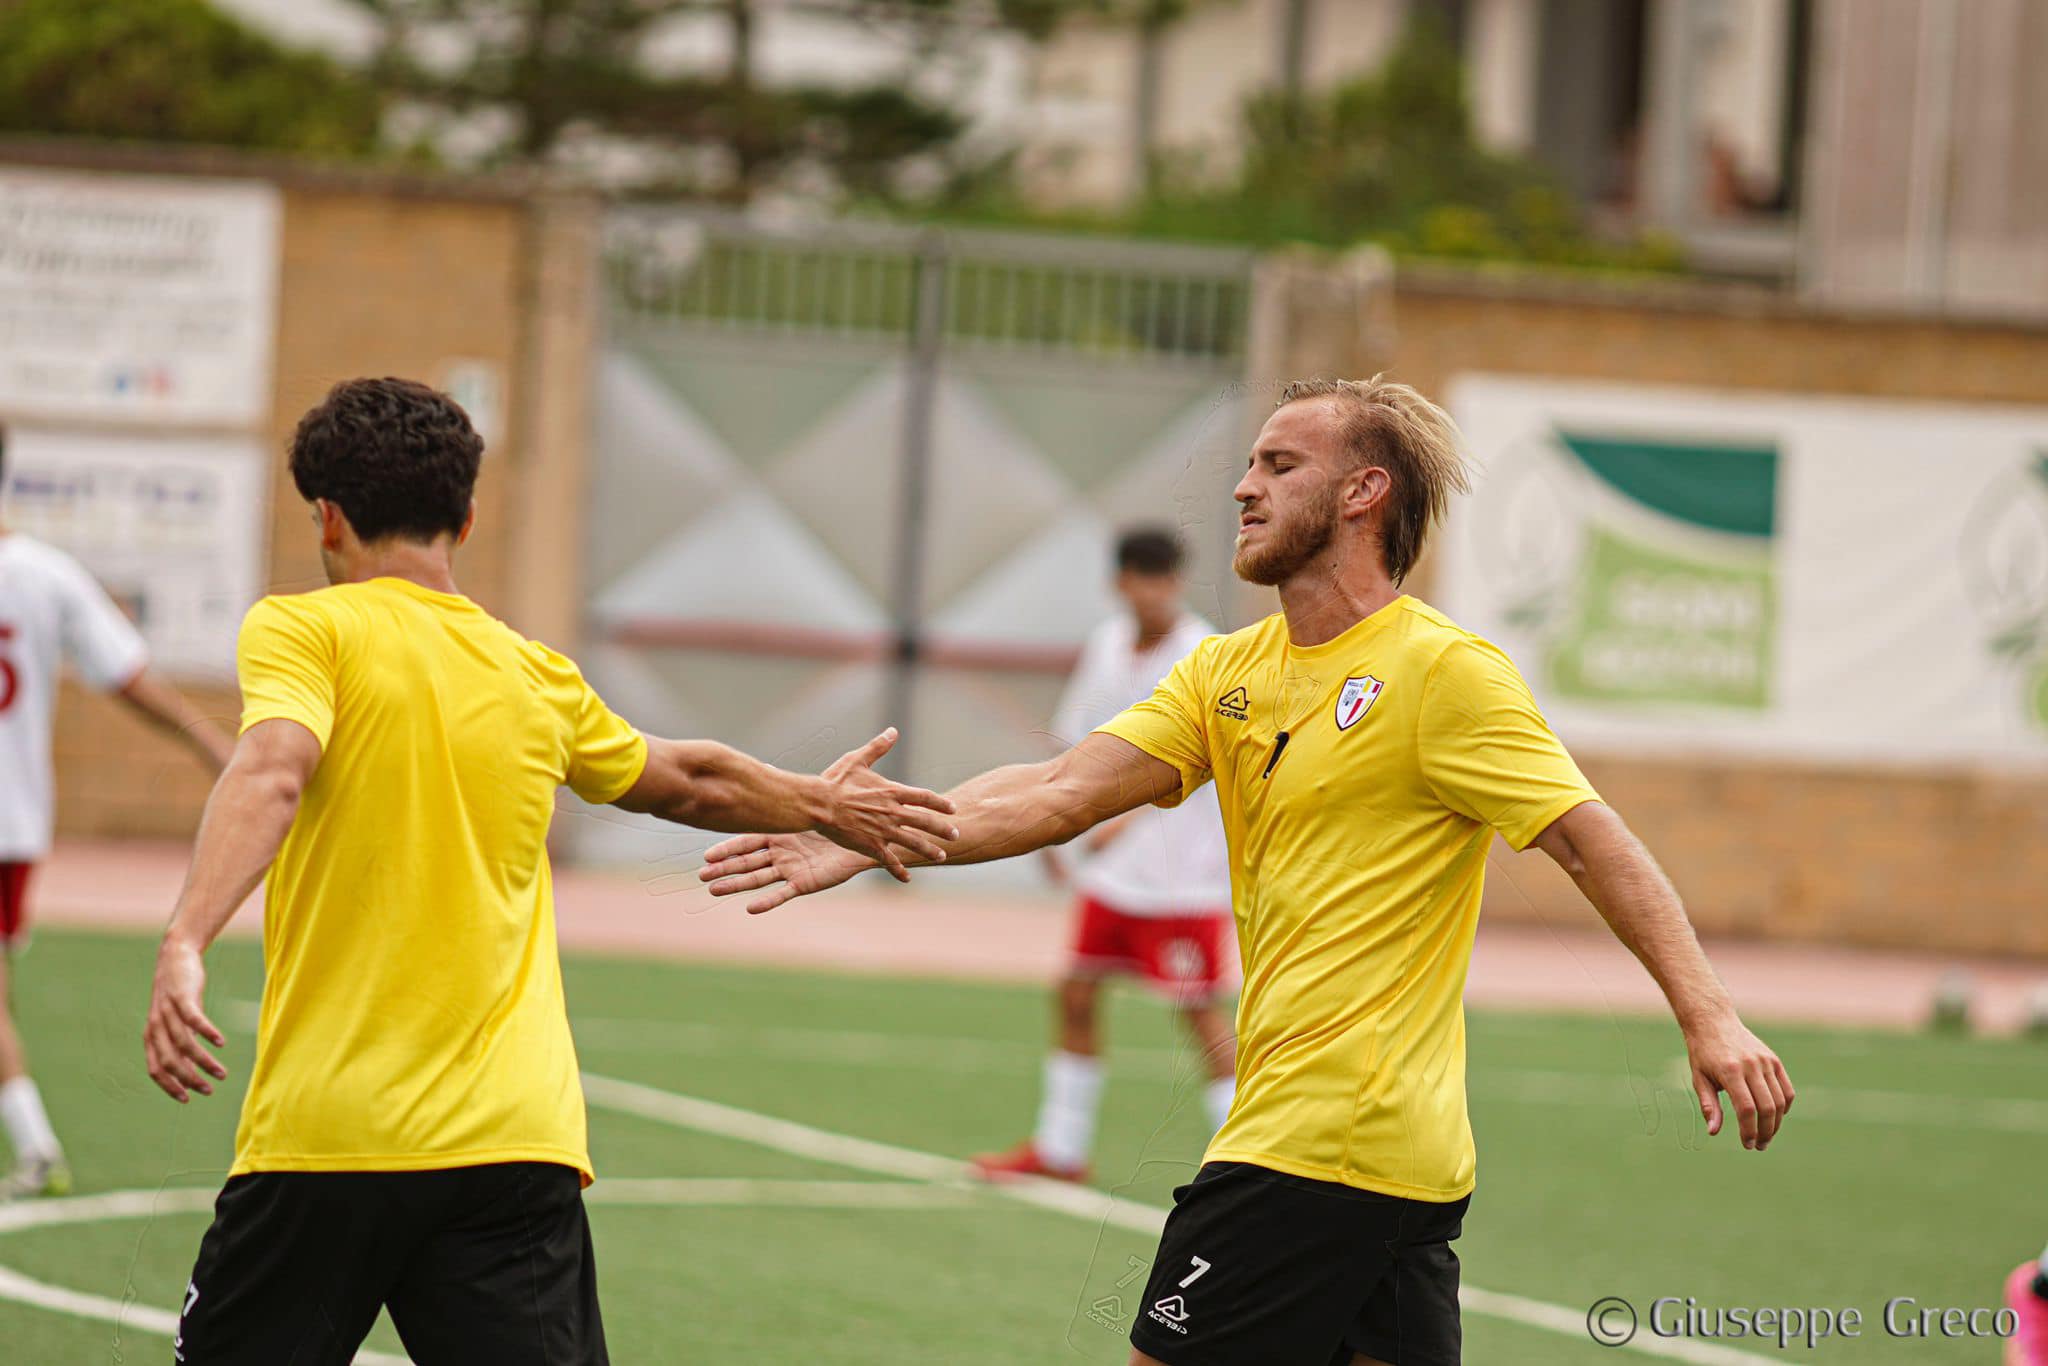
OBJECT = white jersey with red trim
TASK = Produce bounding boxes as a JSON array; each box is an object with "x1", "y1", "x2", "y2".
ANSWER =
[
  {"x1": 1052, "y1": 612, "x2": 1231, "y2": 916},
  {"x1": 0, "y1": 534, "x2": 148, "y2": 860}
]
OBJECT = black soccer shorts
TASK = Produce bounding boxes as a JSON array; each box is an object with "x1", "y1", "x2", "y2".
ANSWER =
[
  {"x1": 174, "y1": 1161, "x2": 607, "y2": 1365},
  {"x1": 1128, "y1": 1161, "x2": 1470, "y2": 1366}
]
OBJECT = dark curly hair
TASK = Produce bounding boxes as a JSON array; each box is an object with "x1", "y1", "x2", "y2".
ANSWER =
[{"x1": 289, "y1": 378, "x2": 483, "y2": 543}]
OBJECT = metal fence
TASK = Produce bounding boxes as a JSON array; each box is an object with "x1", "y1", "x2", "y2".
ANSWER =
[
  {"x1": 578, "y1": 211, "x2": 1255, "y2": 868},
  {"x1": 604, "y1": 209, "x2": 1252, "y2": 364}
]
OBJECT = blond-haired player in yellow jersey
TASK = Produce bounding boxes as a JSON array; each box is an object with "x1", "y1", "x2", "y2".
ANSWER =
[
  {"x1": 140, "y1": 378, "x2": 957, "y2": 1366},
  {"x1": 701, "y1": 377, "x2": 1795, "y2": 1366}
]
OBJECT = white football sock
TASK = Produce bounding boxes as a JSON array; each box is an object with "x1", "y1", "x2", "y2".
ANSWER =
[
  {"x1": 1204, "y1": 1077, "x2": 1235, "y2": 1134},
  {"x1": 0, "y1": 1076, "x2": 62, "y2": 1163},
  {"x1": 1033, "y1": 1051, "x2": 1104, "y2": 1170}
]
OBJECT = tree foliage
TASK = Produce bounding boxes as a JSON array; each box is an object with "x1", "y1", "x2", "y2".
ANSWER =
[
  {"x1": 0, "y1": 0, "x2": 383, "y2": 157},
  {"x1": 928, "y1": 16, "x2": 1682, "y2": 272},
  {"x1": 346, "y1": 0, "x2": 1065, "y2": 198}
]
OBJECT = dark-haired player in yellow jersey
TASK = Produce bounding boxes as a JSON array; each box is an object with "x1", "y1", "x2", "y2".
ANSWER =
[
  {"x1": 140, "y1": 377, "x2": 957, "y2": 1366},
  {"x1": 702, "y1": 376, "x2": 1794, "y2": 1366}
]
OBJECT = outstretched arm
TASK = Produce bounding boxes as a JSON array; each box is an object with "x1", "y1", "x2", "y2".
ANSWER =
[
  {"x1": 1534, "y1": 800, "x2": 1794, "y2": 1150},
  {"x1": 614, "y1": 726, "x2": 958, "y2": 881},
  {"x1": 145, "y1": 719, "x2": 318, "y2": 1103},
  {"x1": 699, "y1": 732, "x2": 1183, "y2": 913},
  {"x1": 117, "y1": 668, "x2": 235, "y2": 772}
]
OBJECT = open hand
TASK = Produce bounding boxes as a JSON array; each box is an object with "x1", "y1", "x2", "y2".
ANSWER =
[
  {"x1": 144, "y1": 936, "x2": 227, "y2": 1103},
  {"x1": 813, "y1": 728, "x2": 958, "y2": 881},
  {"x1": 700, "y1": 831, "x2": 873, "y2": 914},
  {"x1": 1685, "y1": 1011, "x2": 1793, "y2": 1150}
]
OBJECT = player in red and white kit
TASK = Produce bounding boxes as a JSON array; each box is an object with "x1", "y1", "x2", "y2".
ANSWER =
[
  {"x1": 0, "y1": 422, "x2": 232, "y2": 1199},
  {"x1": 972, "y1": 527, "x2": 1236, "y2": 1184}
]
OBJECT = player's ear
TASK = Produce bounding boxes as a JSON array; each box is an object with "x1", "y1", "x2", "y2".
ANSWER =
[
  {"x1": 456, "y1": 499, "x2": 476, "y2": 547},
  {"x1": 315, "y1": 499, "x2": 347, "y2": 550},
  {"x1": 1342, "y1": 465, "x2": 1391, "y2": 522}
]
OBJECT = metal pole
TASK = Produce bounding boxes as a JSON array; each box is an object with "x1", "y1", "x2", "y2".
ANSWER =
[{"x1": 881, "y1": 231, "x2": 947, "y2": 780}]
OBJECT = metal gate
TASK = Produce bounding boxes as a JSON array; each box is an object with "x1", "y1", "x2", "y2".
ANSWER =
[{"x1": 577, "y1": 209, "x2": 1255, "y2": 873}]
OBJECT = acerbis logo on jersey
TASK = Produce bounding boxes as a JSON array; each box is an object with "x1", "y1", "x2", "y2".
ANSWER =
[
  {"x1": 1215, "y1": 686, "x2": 1249, "y2": 721},
  {"x1": 1334, "y1": 675, "x2": 1384, "y2": 730}
]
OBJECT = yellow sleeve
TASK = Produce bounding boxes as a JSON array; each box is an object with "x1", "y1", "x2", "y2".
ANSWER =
[
  {"x1": 562, "y1": 663, "x2": 649, "y2": 805},
  {"x1": 1093, "y1": 645, "x2": 1213, "y2": 808},
  {"x1": 237, "y1": 596, "x2": 338, "y2": 749},
  {"x1": 1418, "y1": 637, "x2": 1600, "y2": 850}
]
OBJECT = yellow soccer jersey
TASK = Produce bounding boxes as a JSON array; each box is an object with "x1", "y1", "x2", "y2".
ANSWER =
[
  {"x1": 231, "y1": 577, "x2": 647, "y2": 1184},
  {"x1": 1098, "y1": 595, "x2": 1598, "y2": 1201}
]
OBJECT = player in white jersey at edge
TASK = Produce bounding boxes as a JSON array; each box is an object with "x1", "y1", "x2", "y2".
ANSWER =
[
  {"x1": 972, "y1": 526, "x2": 1236, "y2": 1184},
  {"x1": 0, "y1": 421, "x2": 233, "y2": 1199}
]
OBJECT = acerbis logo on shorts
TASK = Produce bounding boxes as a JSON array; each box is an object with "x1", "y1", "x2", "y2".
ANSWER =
[
  {"x1": 1148, "y1": 1295, "x2": 1191, "y2": 1334},
  {"x1": 1215, "y1": 686, "x2": 1249, "y2": 721}
]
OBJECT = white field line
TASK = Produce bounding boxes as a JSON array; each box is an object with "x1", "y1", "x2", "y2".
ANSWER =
[
  {"x1": 0, "y1": 1179, "x2": 978, "y2": 1362},
  {"x1": 225, "y1": 1001, "x2": 2048, "y2": 1134},
  {"x1": 579, "y1": 1072, "x2": 1778, "y2": 1365},
  {"x1": 573, "y1": 1016, "x2": 1163, "y2": 1074},
  {"x1": 585, "y1": 1178, "x2": 980, "y2": 1210},
  {"x1": 0, "y1": 1264, "x2": 410, "y2": 1366},
  {"x1": 0, "y1": 1185, "x2": 216, "y2": 1234}
]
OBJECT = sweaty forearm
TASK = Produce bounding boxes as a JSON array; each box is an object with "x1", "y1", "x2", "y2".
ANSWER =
[
  {"x1": 164, "y1": 765, "x2": 302, "y2": 955},
  {"x1": 1553, "y1": 807, "x2": 1733, "y2": 1028},
  {"x1": 913, "y1": 761, "x2": 1095, "y2": 868},
  {"x1": 653, "y1": 741, "x2": 830, "y2": 834},
  {"x1": 922, "y1": 733, "x2": 1181, "y2": 869}
]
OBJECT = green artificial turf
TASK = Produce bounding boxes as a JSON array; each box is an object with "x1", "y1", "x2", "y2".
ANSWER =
[{"x1": 1, "y1": 929, "x2": 2037, "y2": 1363}]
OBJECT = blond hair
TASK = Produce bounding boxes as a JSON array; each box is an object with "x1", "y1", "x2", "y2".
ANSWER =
[{"x1": 1277, "y1": 374, "x2": 1472, "y2": 584}]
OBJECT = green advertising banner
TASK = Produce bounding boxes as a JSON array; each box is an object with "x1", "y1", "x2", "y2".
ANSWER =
[
  {"x1": 1542, "y1": 432, "x2": 1777, "y2": 711},
  {"x1": 1441, "y1": 376, "x2": 2048, "y2": 766}
]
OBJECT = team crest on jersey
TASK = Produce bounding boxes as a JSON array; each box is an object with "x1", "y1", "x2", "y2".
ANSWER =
[{"x1": 1334, "y1": 675, "x2": 1384, "y2": 730}]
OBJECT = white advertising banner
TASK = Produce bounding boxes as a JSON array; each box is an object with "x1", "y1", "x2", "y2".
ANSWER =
[
  {"x1": 0, "y1": 169, "x2": 280, "y2": 426},
  {"x1": 1438, "y1": 375, "x2": 2048, "y2": 768},
  {"x1": 2, "y1": 427, "x2": 269, "y2": 679}
]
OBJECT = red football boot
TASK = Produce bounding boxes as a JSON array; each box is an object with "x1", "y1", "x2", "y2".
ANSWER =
[{"x1": 968, "y1": 1141, "x2": 1087, "y2": 1185}]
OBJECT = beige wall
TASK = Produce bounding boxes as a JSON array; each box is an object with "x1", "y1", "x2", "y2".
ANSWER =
[{"x1": 7, "y1": 146, "x2": 599, "y2": 843}]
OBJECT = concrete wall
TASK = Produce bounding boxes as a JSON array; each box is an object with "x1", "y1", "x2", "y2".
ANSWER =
[{"x1": 0, "y1": 144, "x2": 599, "y2": 843}]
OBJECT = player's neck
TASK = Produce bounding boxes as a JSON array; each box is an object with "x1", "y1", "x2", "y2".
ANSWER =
[
  {"x1": 1275, "y1": 561, "x2": 1401, "y2": 648},
  {"x1": 337, "y1": 540, "x2": 461, "y2": 596}
]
